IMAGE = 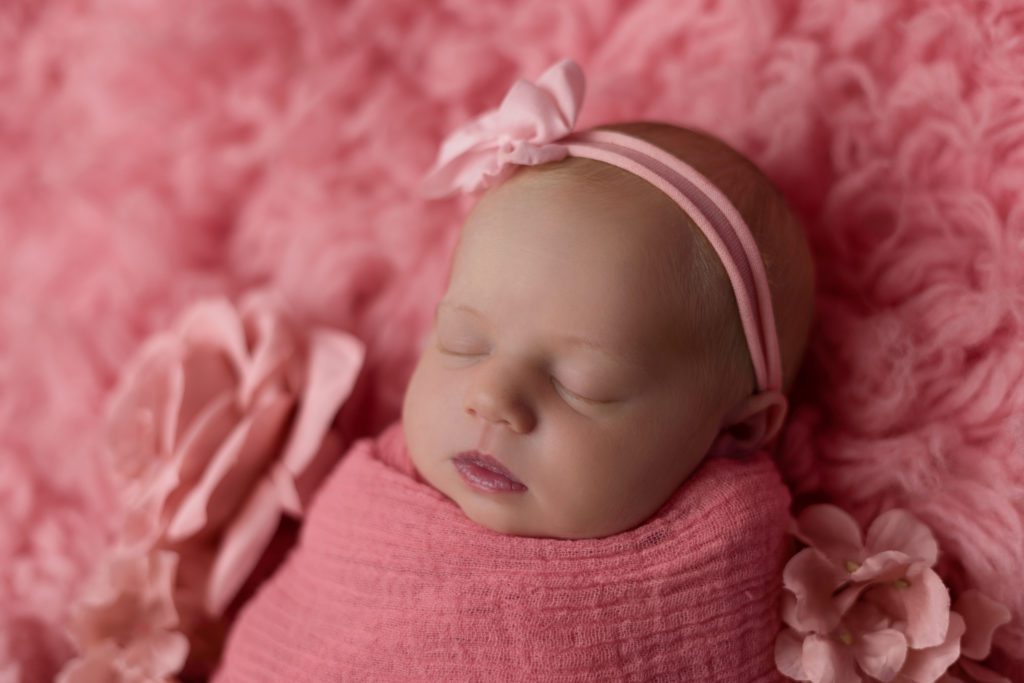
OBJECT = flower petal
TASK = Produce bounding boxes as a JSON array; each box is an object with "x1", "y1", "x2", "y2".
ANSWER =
[
  {"x1": 56, "y1": 640, "x2": 122, "y2": 683},
  {"x1": 865, "y1": 510, "x2": 939, "y2": 567},
  {"x1": 65, "y1": 550, "x2": 181, "y2": 655},
  {"x1": 803, "y1": 634, "x2": 863, "y2": 683},
  {"x1": 205, "y1": 477, "x2": 284, "y2": 617},
  {"x1": 958, "y1": 659, "x2": 1011, "y2": 683},
  {"x1": 168, "y1": 393, "x2": 238, "y2": 506},
  {"x1": 854, "y1": 628, "x2": 907, "y2": 682},
  {"x1": 834, "y1": 581, "x2": 875, "y2": 619},
  {"x1": 896, "y1": 611, "x2": 964, "y2": 683},
  {"x1": 176, "y1": 344, "x2": 237, "y2": 446},
  {"x1": 776, "y1": 628, "x2": 812, "y2": 681},
  {"x1": 793, "y1": 505, "x2": 865, "y2": 569},
  {"x1": 836, "y1": 551, "x2": 914, "y2": 618},
  {"x1": 899, "y1": 565, "x2": 952, "y2": 649},
  {"x1": 174, "y1": 299, "x2": 250, "y2": 440},
  {"x1": 844, "y1": 599, "x2": 894, "y2": 634},
  {"x1": 122, "y1": 471, "x2": 191, "y2": 550},
  {"x1": 176, "y1": 298, "x2": 249, "y2": 375},
  {"x1": 784, "y1": 548, "x2": 850, "y2": 633},
  {"x1": 146, "y1": 551, "x2": 183, "y2": 631},
  {"x1": 236, "y1": 294, "x2": 295, "y2": 408},
  {"x1": 782, "y1": 590, "x2": 801, "y2": 630},
  {"x1": 165, "y1": 390, "x2": 292, "y2": 541},
  {"x1": 275, "y1": 329, "x2": 365, "y2": 514},
  {"x1": 121, "y1": 630, "x2": 189, "y2": 681},
  {"x1": 858, "y1": 564, "x2": 951, "y2": 651},
  {"x1": 850, "y1": 550, "x2": 913, "y2": 584},
  {"x1": 104, "y1": 337, "x2": 179, "y2": 481},
  {"x1": 952, "y1": 589, "x2": 1012, "y2": 660}
]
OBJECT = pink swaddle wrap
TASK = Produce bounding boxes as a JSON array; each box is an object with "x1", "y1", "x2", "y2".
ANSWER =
[{"x1": 214, "y1": 420, "x2": 792, "y2": 681}]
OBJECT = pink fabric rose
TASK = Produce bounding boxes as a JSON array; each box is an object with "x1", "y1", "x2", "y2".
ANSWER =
[
  {"x1": 58, "y1": 291, "x2": 365, "y2": 682},
  {"x1": 775, "y1": 504, "x2": 1012, "y2": 683}
]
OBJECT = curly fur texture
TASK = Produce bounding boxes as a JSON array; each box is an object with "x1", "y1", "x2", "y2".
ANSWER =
[{"x1": 1, "y1": 0, "x2": 1022, "y2": 679}]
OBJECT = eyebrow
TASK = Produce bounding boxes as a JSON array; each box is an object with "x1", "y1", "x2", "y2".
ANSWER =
[{"x1": 435, "y1": 301, "x2": 644, "y2": 369}]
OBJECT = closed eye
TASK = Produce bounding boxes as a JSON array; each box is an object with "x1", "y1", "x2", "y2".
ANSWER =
[
  {"x1": 551, "y1": 376, "x2": 610, "y2": 406},
  {"x1": 439, "y1": 348, "x2": 477, "y2": 357},
  {"x1": 436, "y1": 342, "x2": 488, "y2": 358}
]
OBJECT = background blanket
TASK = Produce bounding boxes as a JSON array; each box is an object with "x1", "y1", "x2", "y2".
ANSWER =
[{"x1": 1, "y1": 0, "x2": 1022, "y2": 680}]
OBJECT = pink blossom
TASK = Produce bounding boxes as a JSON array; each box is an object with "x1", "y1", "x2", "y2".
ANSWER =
[
  {"x1": 57, "y1": 551, "x2": 188, "y2": 683},
  {"x1": 775, "y1": 505, "x2": 1011, "y2": 683},
  {"x1": 59, "y1": 291, "x2": 365, "y2": 682}
]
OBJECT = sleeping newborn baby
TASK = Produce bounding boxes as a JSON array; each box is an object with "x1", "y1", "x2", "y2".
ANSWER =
[
  {"x1": 404, "y1": 120, "x2": 814, "y2": 541},
  {"x1": 215, "y1": 59, "x2": 815, "y2": 681}
]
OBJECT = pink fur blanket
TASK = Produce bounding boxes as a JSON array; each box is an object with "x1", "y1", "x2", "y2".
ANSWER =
[
  {"x1": 213, "y1": 421, "x2": 792, "y2": 682},
  {"x1": 2, "y1": 1, "x2": 1023, "y2": 680}
]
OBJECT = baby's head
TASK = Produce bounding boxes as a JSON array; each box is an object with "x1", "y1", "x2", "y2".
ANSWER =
[{"x1": 403, "y1": 121, "x2": 814, "y2": 539}]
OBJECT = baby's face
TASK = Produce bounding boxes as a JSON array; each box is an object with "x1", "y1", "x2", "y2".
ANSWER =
[{"x1": 402, "y1": 169, "x2": 728, "y2": 539}]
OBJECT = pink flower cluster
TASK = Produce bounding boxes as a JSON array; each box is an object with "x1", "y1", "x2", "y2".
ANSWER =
[
  {"x1": 775, "y1": 505, "x2": 1012, "y2": 683},
  {"x1": 58, "y1": 292, "x2": 365, "y2": 682}
]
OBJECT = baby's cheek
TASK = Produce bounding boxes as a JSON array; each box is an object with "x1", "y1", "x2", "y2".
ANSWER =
[
  {"x1": 401, "y1": 355, "x2": 437, "y2": 456},
  {"x1": 402, "y1": 353, "x2": 458, "y2": 455},
  {"x1": 538, "y1": 426, "x2": 620, "y2": 512}
]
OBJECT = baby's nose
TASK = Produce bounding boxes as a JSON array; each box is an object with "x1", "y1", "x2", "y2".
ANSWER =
[{"x1": 464, "y1": 372, "x2": 536, "y2": 434}]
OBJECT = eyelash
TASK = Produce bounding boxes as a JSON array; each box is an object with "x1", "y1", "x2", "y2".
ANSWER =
[
  {"x1": 438, "y1": 346, "x2": 603, "y2": 406},
  {"x1": 550, "y1": 377, "x2": 601, "y2": 405},
  {"x1": 437, "y1": 346, "x2": 485, "y2": 358}
]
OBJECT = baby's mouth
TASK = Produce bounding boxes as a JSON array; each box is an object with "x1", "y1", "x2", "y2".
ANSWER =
[{"x1": 451, "y1": 451, "x2": 527, "y2": 492}]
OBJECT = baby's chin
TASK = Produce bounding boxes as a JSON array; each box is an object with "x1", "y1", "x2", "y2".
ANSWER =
[
  {"x1": 448, "y1": 491, "x2": 538, "y2": 537},
  {"x1": 452, "y1": 492, "x2": 639, "y2": 540},
  {"x1": 433, "y1": 477, "x2": 568, "y2": 539}
]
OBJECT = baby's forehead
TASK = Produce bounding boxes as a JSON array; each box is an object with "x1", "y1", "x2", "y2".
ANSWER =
[
  {"x1": 501, "y1": 155, "x2": 679, "y2": 216},
  {"x1": 470, "y1": 158, "x2": 695, "y2": 251},
  {"x1": 456, "y1": 169, "x2": 721, "y2": 338},
  {"x1": 465, "y1": 178, "x2": 673, "y2": 281}
]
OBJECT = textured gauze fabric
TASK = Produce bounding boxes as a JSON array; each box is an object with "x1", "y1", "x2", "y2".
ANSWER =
[{"x1": 214, "y1": 421, "x2": 792, "y2": 682}]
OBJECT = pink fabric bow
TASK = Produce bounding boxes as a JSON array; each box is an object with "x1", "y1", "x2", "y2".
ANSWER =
[{"x1": 419, "y1": 58, "x2": 585, "y2": 197}]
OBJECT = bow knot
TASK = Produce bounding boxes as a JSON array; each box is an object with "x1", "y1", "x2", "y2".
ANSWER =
[{"x1": 420, "y1": 59, "x2": 586, "y2": 197}]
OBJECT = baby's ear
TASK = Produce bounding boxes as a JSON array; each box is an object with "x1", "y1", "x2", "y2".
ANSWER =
[{"x1": 707, "y1": 390, "x2": 789, "y2": 459}]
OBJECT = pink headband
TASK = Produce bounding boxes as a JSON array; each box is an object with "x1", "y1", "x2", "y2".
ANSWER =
[{"x1": 420, "y1": 58, "x2": 783, "y2": 394}]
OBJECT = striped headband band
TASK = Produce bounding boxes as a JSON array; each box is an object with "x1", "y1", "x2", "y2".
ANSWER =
[{"x1": 420, "y1": 58, "x2": 782, "y2": 394}]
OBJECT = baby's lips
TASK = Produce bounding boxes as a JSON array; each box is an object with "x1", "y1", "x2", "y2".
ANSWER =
[{"x1": 452, "y1": 449, "x2": 525, "y2": 486}]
